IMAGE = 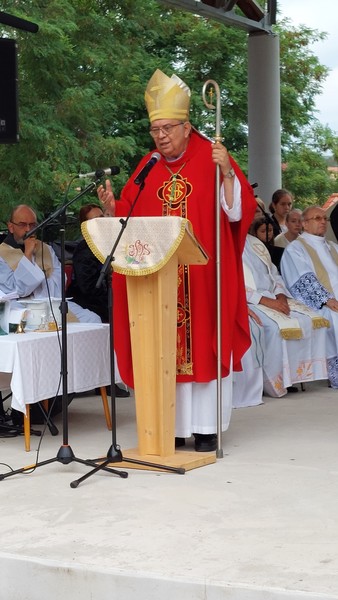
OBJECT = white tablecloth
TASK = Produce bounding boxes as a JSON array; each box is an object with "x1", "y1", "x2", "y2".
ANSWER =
[{"x1": 0, "y1": 323, "x2": 112, "y2": 413}]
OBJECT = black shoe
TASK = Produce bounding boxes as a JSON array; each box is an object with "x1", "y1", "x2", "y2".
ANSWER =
[
  {"x1": 175, "y1": 437, "x2": 186, "y2": 448},
  {"x1": 95, "y1": 385, "x2": 130, "y2": 398},
  {"x1": 287, "y1": 386, "x2": 299, "y2": 393},
  {"x1": 115, "y1": 384, "x2": 130, "y2": 398},
  {"x1": 0, "y1": 423, "x2": 19, "y2": 437},
  {"x1": 193, "y1": 433, "x2": 217, "y2": 452}
]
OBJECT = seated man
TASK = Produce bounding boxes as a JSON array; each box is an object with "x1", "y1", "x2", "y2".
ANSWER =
[
  {"x1": 0, "y1": 204, "x2": 101, "y2": 323},
  {"x1": 281, "y1": 205, "x2": 338, "y2": 387},
  {"x1": 243, "y1": 233, "x2": 329, "y2": 397},
  {"x1": 249, "y1": 215, "x2": 284, "y2": 273}
]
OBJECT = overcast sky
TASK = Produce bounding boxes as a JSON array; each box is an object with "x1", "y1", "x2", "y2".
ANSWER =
[{"x1": 277, "y1": 0, "x2": 338, "y2": 134}]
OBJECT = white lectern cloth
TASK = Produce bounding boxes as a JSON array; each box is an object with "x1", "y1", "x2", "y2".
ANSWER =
[{"x1": 82, "y1": 216, "x2": 207, "y2": 275}]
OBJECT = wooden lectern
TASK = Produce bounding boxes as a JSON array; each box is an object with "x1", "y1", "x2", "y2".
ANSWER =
[{"x1": 82, "y1": 216, "x2": 217, "y2": 471}]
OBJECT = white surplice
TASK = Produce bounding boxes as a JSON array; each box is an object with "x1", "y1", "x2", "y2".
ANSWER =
[
  {"x1": 281, "y1": 232, "x2": 338, "y2": 358},
  {"x1": 232, "y1": 316, "x2": 264, "y2": 408},
  {"x1": 242, "y1": 235, "x2": 328, "y2": 397},
  {"x1": 0, "y1": 243, "x2": 101, "y2": 324}
]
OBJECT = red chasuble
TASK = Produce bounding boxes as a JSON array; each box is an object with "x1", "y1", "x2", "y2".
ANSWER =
[{"x1": 113, "y1": 130, "x2": 256, "y2": 387}]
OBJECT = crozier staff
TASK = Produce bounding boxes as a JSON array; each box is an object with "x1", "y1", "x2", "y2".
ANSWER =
[{"x1": 98, "y1": 69, "x2": 256, "y2": 452}]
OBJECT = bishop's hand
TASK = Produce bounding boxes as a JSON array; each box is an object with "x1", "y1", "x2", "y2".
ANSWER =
[{"x1": 97, "y1": 179, "x2": 116, "y2": 216}]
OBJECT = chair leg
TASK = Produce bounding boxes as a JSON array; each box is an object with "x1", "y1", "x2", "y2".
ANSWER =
[
  {"x1": 24, "y1": 406, "x2": 31, "y2": 452},
  {"x1": 42, "y1": 399, "x2": 49, "y2": 411},
  {"x1": 100, "y1": 387, "x2": 112, "y2": 430},
  {"x1": 300, "y1": 383, "x2": 306, "y2": 391}
]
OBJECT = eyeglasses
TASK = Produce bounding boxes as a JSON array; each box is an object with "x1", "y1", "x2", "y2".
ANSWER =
[
  {"x1": 10, "y1": 221, "x2": 37, "y2": 228},
  {"x1": 149, "y1": 123, "x2": 185, "y2": 138},
  {"x1": 304, "y1": 216, "x2": 329, "y2": 223}
]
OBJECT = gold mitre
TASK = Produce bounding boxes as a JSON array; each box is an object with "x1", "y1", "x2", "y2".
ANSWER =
[{"x1": 145, "y1": 69, "x2": 191, "y2": 123}]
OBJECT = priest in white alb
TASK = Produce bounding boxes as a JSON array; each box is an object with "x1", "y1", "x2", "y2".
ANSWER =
[
  {"x1": 281, "y1": 205, "x2": 338, "y2": 387},
  {"x1": 241, "y1": 233, "x2": 329, "y2": 398}
]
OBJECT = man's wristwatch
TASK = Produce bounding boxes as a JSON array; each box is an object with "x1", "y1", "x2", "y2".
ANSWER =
[{"x1": 224, "y1": 167, "x2": 235, "y2": 179}]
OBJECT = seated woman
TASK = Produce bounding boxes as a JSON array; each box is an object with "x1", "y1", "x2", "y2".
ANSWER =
[
  {"x1": 269, "y1": 188, "x2": 294, "y2": 237},
  {"x1": 67, "y1": 204, "x2": 108, "y2": 322},
  {"x1": 250, "y1": 215, "x2": 284, "y2": 273},
  {"x1": 68, "y1": 204, "x2": 129, "y2": 397},
  {"x1": 274, "y1": 208, "x2": 302, "y2": 248}
]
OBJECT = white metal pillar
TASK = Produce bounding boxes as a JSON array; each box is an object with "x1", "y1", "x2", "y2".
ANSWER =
[{"x1": 248, "y1": 32, "x2": 281, "y2": 207}]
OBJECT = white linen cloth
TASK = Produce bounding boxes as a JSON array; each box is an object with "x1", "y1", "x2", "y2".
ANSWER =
[
  {"x1": 243, "y1": 236, "x2": 328, "y2": 397},
  {"x1": 0, "y1": 323, "x2": 116, "y2": 413}
]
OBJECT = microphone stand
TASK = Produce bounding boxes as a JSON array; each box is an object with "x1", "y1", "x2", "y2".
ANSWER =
[
  {"x1": 0, "y1": 180, "x2": 128, "y2": 483},
  {"x1": 257, "y1": 205, "x2": 275, "y2": 245},
  {"x1": 70, "y1": 180, "x2": 185, "y2": 487}
]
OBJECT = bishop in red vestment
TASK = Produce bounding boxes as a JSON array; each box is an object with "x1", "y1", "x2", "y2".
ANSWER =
[{"x1": 98, "y1": 69, "x2": 256, "y2": 451}]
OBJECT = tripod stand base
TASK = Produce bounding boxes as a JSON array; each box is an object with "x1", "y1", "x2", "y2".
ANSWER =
[{"x1": 105, "y1": 447, "x2": 216, "y2": 472}]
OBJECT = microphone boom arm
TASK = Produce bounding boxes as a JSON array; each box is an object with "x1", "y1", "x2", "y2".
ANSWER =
[{"x1": 23, "y1": 182, "x2": 97, "y2": 241}]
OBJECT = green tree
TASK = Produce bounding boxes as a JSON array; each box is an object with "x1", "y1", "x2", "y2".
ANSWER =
[
  {"x1": 282, "y1": 123, "x2": 338, "y2": 206},
  {"x1": 277, "y1": 21, "x2": 329, "y2": 148},
  {"x1": 276, "y1": 19, "x2": 338, "y2": 203},
  {"x1": 0, "y1": 0, "x2": 336, "y2": 224},
  {"x1": 283, "y1": 146, "x2": 336, "y2": 207}
]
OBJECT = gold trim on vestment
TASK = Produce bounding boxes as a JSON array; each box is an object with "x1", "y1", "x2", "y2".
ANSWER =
[
  {"x1": 81, "y1": 228, "x2": 106, "y2": 266},
  {"x1": 297, "y1": 237, "x2": 338, "y2": 296},
  {"x1": 312, "y1": 316, "x2": 330, "y2": 329},
  {"x1": 280, "y1": 328, "x2": 303, "y2": 340},
  {"x1": 81, "y1": 217, "x2": 189, "y2": 277},
  {"x1": 0, "y1": 241, "x2": 54, "y2": 279}
]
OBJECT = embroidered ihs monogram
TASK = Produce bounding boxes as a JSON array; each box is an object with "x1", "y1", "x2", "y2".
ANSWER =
[{"x1": 157, "y1": 171, "x2": 192, "y2": 210}]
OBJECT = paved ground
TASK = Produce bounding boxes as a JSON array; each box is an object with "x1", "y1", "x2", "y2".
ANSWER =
[{"x1": 0, "y1": 380, "x2": 338, "y2": 600}]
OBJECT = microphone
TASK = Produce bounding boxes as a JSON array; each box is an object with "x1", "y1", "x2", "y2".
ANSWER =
[
  {"x1": 78, "y1": 166, "x2": 120, "y2": 179},
  {"x1": 134, "y1": 152, "x2": 161, "y2": 186}
]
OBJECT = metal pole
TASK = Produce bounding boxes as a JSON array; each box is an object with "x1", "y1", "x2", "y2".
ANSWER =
[{"x1": 202, "y1": 80, "x2": 223, "y2": 458}]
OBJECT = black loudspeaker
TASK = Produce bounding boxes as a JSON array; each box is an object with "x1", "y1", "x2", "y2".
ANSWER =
[{"x1": 0, "y1": 38, "x2": 19, "y2": 144}]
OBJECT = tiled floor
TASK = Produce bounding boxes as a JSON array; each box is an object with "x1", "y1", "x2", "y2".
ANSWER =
[{"x1": 1, "y1": 381, "x2": 338, "y2": 600}]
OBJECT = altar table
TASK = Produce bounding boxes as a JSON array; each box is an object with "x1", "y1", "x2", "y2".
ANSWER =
[{"x1": 0, "y1": 323, "x2": 112, "y2": 450}]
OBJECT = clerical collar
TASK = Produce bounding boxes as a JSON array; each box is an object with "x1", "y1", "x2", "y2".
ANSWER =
[
  {"x1": 165, "y1": 150, "x2": 186, "y2": 163},
  {"x1": 302, "y1": 231, "x2": 328, "y2": 246},
  {"x1": 3, "y1": 232, "x2": 24, "y2": 251}
]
